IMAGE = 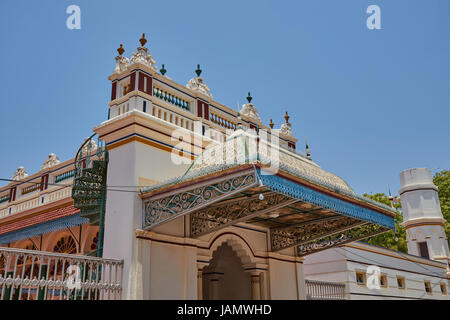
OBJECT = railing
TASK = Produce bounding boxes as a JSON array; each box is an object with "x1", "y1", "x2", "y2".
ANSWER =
[
  {"x1": 305, "y1": 279, "x2": 346, "y2": 300},
  {"x1": 0, "y1": 247, "x2": 123, "y2": 300},
  {"x1": 0, "y1": 186, "x2": 72, "y2": 219},
  {"x1": 54, "y1": 170, "x2": 75, "y2": 183},
  {"x1": 153, "y1": 86, "x2": 190, "y2": 110}
]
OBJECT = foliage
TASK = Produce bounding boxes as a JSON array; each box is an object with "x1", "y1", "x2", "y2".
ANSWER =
[
  {"x1": 433, "y1": 170, "x2": 450, "y2": 239},
  {"x1": 361, "y1": 193, "x2": 407, "y2": 253}
]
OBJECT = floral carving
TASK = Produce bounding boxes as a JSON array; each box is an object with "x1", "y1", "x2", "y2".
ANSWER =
[
  {"x1": 12, "y1": 166, "x2": 28, "y2": 181},
  {"x1": 41, "y1": 153, "x2": 60, "y2": 170}
]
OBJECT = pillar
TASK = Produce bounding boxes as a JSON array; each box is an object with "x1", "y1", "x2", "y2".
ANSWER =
[
  {"x1": 247, "y1": 271, "x2": 262, "y2": 300},
  {"x1": 197, "y1": 269, "x2": 203, "y2": 300}
]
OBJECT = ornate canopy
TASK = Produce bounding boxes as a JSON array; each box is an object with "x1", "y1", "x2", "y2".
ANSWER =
[{"x1": 140, "y1": 131, "x2": 396, "y2": 256}]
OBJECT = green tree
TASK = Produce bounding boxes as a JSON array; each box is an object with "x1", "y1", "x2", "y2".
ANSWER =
[
  {"x1": 361, "y1": 193, "x2": 407, "y2": 253},
  {"x1": 433, "y1": 170, "x2": 450, "y2": 239}
]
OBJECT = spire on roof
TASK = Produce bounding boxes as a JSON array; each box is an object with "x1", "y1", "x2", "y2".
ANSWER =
[
  {"x1": 186, "y1": 64, "x2": 212, "y2": 98},
  {"x1": 117, "y1": 43, "x2": 125, "y2": 56},
  {"x1": 113, "y1": 43, "x2": 130, "y2": 74},
  {"x1": 305, "y1": 137, "x2": 311, "y2": 160},
  {"x1": 240, "y1": 92, "x2": 261, "y2": 122},
  {"x1": 130, "y1": 33, "x2": 158, "y2": 72},
  {"x1": 160, "y1": 64, "x2": 167, "y2": 76},
  {"x1": 279, "y1": 111, "x2": 293, "y2": 137},
  {"x1": 269, "y1": 119, "x2": 274, "y2": 129}
]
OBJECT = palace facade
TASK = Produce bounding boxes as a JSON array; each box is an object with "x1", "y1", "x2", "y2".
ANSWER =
[{"x1": 0, "y1": 34, "x2": 448, "y2": 300}]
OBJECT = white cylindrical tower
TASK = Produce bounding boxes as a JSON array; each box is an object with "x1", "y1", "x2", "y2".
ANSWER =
[{"x1": 399, "y1": 168, "x2": 449, "y2": 265}]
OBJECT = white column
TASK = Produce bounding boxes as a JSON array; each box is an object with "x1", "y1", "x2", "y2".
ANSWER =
[
  {"x1": 247, "y1": 271, "x2": 262, "y2": 300},
  {"x1": 295, "y1": 261, "x2": 307, "y2": 300}
]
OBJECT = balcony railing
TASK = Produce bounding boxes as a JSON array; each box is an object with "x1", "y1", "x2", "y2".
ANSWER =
[
  {"x1": 305, "y1": 279, "x2": 346, "y2": 300},
  {"x1": 0, "y1": 247, "x2": 123, "y2": 300}
]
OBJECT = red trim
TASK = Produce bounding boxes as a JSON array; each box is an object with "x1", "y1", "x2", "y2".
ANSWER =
[
  {"x1": 197, "y1": 100, "x2": 203, "y2": 118},
  {"x1": 145, "y1": 76, "x2": 152, "y2": 96},
  {"x1": 130, "y1": 72, "x2": 136, "y2": 92},
  {"x1": 111, "y1": 82, "x2": 117, "y2": 101},
  {"x1": 9, "y1": 187, "x2": 16, "y2": 202},
  {"x1": 138, "y1": 72, "x2": 145, "y2": 92},
  {"x1": 0, "y1": 205, "x2": 80, "y2": 235}
]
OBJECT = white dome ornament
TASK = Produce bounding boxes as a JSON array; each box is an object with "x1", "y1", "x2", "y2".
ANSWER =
[
  {"x1": 240, "y1": 92, "x2": 261, "y2": 122},
  {"x1": 12, "y1": 166, "x2": 28, "y2": 181},
  {"x1": 113, "y1": 44, "x2": 130, "y2": 74},
  {"x1": 279, "y1": 111, "x2": 293, "y2": 138},
  {"x1": 186, "y1": 65, "x2": 213, "y2": 98},
  {"x1": 41, "y1": 153, "x2": 60, "y2": 170},
  {"x1": 130, "y1": 33, "x2": 158, "y2": 72}
]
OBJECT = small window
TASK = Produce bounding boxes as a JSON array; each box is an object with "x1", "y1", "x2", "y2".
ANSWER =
[
  {"x1": 355, "y1": 271, "x2": 366, "y2": 285},
  {"x1": 440, "y1": 283, "x2": 447, "y2": 295},
  {"x1": 380, "y1": 274, "x2": 388, "y2": 288},
  {"x1": 143, "y1": 101, "x2": 147, "y2": 113},
  {"x1": 397, "y1": 276, "x2": 405, "y2": 289},
  {"x1": 424, "y1": 281, "x2": 432, "y2": 294},
  {"x1": 418, "y1": 242, "x2": 430, "y2": 259}
]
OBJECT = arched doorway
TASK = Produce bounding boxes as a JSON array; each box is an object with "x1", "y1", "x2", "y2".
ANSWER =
[{"x1": 202, "y1": 242, "x2": 252, "y2": 300}]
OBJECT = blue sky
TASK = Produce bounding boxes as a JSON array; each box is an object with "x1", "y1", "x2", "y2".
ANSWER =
[{"x1": 0, "y1": 0, "x2": 449, "y2": 195}]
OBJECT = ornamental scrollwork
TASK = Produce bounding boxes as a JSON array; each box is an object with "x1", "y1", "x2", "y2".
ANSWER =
[
  {"x1": 270, "y1": 216, "x2": 366, "y2": 251},
  {"x1": 297, "y1": 223, "x2": 389, "y2": 256},
  {"x1": 190, "y1": 193, "x2": 294, "y2": 237},
  {"x1": 143, "y1": 173, "x2": 257, "y2": 229}
]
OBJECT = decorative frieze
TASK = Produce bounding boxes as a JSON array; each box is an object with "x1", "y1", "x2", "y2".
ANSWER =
[{"x1": 143, "y1": 172, "x2": 257, "y2": 230}]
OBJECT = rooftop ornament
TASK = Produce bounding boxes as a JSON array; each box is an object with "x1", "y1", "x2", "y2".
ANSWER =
[
  {"x1": 186, "y1": 64, "x2": 213, "y2": 98},
  {"x1": 12, "y1": 166, "x2": 28, "y2": 181},
  {"x1": 240, "y1": 92, "x2": 261, "y2": 122},
  {"x1": 269, "y1": 119, "x2": 274, "y2": 129},
  {"x1": 279, "y1": 111, "x2": 293, "y2": 138},
  {"x1": 113, "y1": 43, "x2": 130, "y2": 74},
  {"x1": 160, "y1": 64, "x2": 167, "y2": 76},
  {"x1": 305, "y1": 138, "x2": 311, "y2": 160},
  {"x1": 41, "y1": 153, "x2": 60, "y2": 170},
  {"x1": 130, "y1": 33, "x2": 158, "y2": 72}
]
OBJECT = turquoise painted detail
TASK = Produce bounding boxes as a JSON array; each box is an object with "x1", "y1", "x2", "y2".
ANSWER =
[
  {"x1": 153, "y1": 87, "x2": 189, "y2": 111},
  {"x1": 0, "y1": 195, "x2": 9, "y2": 204},
  {"x1": 54, "y1": 170, "x2": 75, "y2": 183},
  {"x1": 257, "y1": 170, "x2": 395, "y2": 230}
]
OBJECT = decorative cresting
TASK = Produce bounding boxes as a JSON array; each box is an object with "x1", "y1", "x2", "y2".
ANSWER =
[
  {"x1": 143, "y1": 171, "x2": 257, "y2": 230},
  {"x1": 12, "y1": 166, "x2": 28, "y2": 181},
  {"x1": 270, "y1": 216, "x2": 367, "y2": 251},
  {"x1": 72, "y1": 134, "x2": 108, "y2": 256},
  {"x1": 0, "y1": 246, "x2": 123, "y2": 300},
  {"x1": 279, "y1": 111, "x2": 293, "y2": 138},
  {"x1": 41, "y1": 153, "x2": 60, "y2": 170},
  {"x1": 130, "y1": 33, "x2": 158, "y2": 72},
  {"x1": 258, "y1": 171, "x2": 395, "y2": 229},
  {"x1": 240, "y1": 92, "x2": 261, "y2": 122},
  {"x1": 186, "y1": 64, "x2": 213, "y2": 98},
  {"x1": 113, "y1": 43, "x2": 130, "y2": 74},
  {"x1": 190, "y1": 192, "x2": 298, "y2": 237},
  {"x1": 297, "y1": 223, "x2": 389, "y2": 256}
]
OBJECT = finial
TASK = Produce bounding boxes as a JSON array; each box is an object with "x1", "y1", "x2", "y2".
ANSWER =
[
  {"x1": 160, "y1": 64, "x2": 167, "y2": 76},
  {"x1": 195, "y1": 64, "x2": 202, "y2": 77},
  {"x1": 117, "y1": 43, "x2": 125, "y2": 56},
  {"x1": 269, "y1": 119, "x2": 274, "y2": 129},
  {"x1": 246, "y1": 92, "x2": 252, "y2": 103},
  {"x1": 305, "y1": 137, "x2": 311, "y2": 159},
  {"x1": 139, "y1": 33, "x2": 147, "y2": 47},
  {"x1": 284, "y1": 111, "x2": 290, "y2": 123}
]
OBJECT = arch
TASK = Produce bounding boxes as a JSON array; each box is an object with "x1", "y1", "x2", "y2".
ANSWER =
[{"x1": 207, "y1": 232, "x2": 257, "y2": 267}]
